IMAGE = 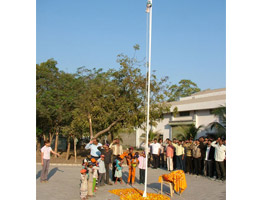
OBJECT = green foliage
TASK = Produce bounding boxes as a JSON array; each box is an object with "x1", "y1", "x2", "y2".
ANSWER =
[
  {"x1": 176, "y1": 124, "x2": 204, "y2": 140},
  {"x1": 36, "y1": 59, "x2": 82, "y2": 138},
  {"x1": 209, "y1": 105, "x2": 226, "y2": 138},
  {"x1": 166, "y1": 79, "x2": 201, "y2": 102},
  {"x1": 36, "y1": 46, "x2": 171, "y2": 141}
]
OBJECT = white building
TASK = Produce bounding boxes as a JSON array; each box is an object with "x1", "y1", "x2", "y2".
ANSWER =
[{"x1": 136, "y1": 88, "x2": 226, "y2": 148}]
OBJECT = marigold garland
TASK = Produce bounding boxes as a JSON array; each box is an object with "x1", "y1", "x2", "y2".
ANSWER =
[{"x1": 109, "y1": 188, "x2": 170, "y2": 200}]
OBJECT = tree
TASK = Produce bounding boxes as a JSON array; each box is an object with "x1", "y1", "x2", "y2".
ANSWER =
[
  {"x1": 176, "y1": 124, "x2": 204, "y2": 140},
  {"x1": 208, "y1": 105, "x2": 226, "y2": 138},
  {"x1": 37, "y1": 59, "x2": 81, "y2": 156},
  {"x1": 166, "y1": 79, "x2": 201, "y2": 102},
  {"x1": 72, "y1": 46, "x2": 170, "y2": 139}
]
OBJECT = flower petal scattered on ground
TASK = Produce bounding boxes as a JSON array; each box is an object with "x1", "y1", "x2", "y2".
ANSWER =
[{"x1": 109, "y1": 188, "x2": 170, "y2": 200}]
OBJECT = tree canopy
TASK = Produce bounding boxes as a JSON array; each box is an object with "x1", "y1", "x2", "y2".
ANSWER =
[
  {"x1": 36, "y1": 47, "x2": 201, "y2": 144},
  {"x1": 166, "y1": 79, "x2": 201, "y2": 102}
]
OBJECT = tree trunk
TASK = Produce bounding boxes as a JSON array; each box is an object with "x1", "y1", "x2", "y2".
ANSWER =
[
  {"x1": 88, "y1": 113, "x2": 93, "y2": 139},
  {"x1": 54, "y1": 132, "x2": 59, "y2": 158},
  {"x1": 66, "y1": 135, "x2": 71, "y2": 160},
  {"x1": 43, "y1": 134, "x2": 46, "y2": 141},
  {"x1": 49, "y1": 132, "x2": 54, "y2": 144},
  {"x1": 74, "y1": 136, "x2": 77, "y2": 163},
  {"x1": 94, "y1": 118, "x2": 123, "y2": 138},
  {"x1": 36, "y1": 135, "x2": 42, "y2": 151}
]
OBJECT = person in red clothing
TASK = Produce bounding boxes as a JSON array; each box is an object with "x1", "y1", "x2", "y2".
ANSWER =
[{"x1": 166, "y1": 139, "x2": 174, "y2": 171}]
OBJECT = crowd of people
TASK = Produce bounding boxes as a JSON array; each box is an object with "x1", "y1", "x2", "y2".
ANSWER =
[
  {"x1": 147, "y1": 137, "x2": 226, "y2": 182},
  {"x1": 79, "y1": 138, "x2": 147, "y2": 199},
  {"x1": 40, "y1": 136, "x2": 226, "y2": 200}
]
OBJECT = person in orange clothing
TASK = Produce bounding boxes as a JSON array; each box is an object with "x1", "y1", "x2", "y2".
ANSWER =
[{"x1": 126, "y1": 148, "x2": 139, "y2": 185}]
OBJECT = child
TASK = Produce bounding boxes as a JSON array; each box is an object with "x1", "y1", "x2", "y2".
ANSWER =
[
  {"x1": 127, "y1": 152, "x2": 139, "y2": 185},
  {"x1": 97, "y1": 155, "x2": 106, "y2": 186},
  {"x1": 82, "y1": 158, "x2": 89, "y2": 169},
  {"x1": 138, "y1": 151, "x2": 146, "y2": 184},
  {"x1": 40, "y1": 139, "x2": 60, "y2": 183},
  {"x1": 80, "y1": 169, "x2": 88, "y2": 200},
  {"x1": 114, "y1": 155, "x2": 123, "y2": 184},
  {"x1": 87, "y1": 162, "x2": 94, "y2": 197},
  {"x1": 92, "y1": 159, "x2": 99, "y2": 194}
]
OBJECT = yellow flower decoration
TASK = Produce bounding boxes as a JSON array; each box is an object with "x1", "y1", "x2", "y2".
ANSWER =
[{"x1": 109, "y1": 188, "x2": 170, "y2": 200}]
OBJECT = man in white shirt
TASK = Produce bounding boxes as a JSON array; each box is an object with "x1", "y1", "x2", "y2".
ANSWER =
[
  {"x1": 85, "y1": 138, "x2": 102, "y2": 161},
  {"x1": 150, "y1": 138, "x2": 160, "y2": 169},
  {"x1": 211, "y1": 138, "x2": 226, "y2": 181},
  {"x1": 40, "y1": 140, "x2": 60, "y2": 183}
]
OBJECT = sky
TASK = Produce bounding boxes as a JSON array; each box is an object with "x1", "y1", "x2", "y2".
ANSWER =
[{"x1": 36, "y1": 0, "x2": 226, "y2": 90}]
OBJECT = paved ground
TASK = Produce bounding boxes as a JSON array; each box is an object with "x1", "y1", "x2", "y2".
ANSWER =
[{"x1": 36, "y1": 165, "x2": 225, "y2": 200}]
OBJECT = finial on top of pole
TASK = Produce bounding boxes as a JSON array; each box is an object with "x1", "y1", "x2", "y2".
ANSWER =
[{"x1": 146, "y1": 1, "x2": 152, "y2": 13}]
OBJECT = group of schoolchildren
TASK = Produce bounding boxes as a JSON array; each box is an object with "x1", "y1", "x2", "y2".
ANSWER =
[{"x1": 79, "y1": 146, "x2": 147, "y2": 200}]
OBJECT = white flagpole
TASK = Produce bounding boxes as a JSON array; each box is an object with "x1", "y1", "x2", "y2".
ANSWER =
[{"x1": 143, "y1": 0, "x2": 152, "y2": 197}]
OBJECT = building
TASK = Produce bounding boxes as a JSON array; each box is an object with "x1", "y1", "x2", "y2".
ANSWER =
[{"x1": 136, "y1": 88, "x2": 226, "y2": 148}]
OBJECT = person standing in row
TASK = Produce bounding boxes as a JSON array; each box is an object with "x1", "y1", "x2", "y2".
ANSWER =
[
  {"x1": 98, "y1": 144, "x2": 113, "y2": 185},
  {"x1": 193, "y1": 140, "x2": 202, "y2": 176},
  {"x1": 173, "y1": 140, "x2": 184, "y2": 170},
  {"x1": 138, "y1": 151, "x2": 146, "y2": 184},
  {"x1": 166, "y1": 139, "x2": 174, "y2": 171},
  {"x1": 172, "y1": 138, "x2": 177, "y2": 169},
  {"x1": 97, "y1": 155, "x2": 106, "y2": 187},
  {"x1": 183, "y1": 138, "x2": 193, "y2": 174},
  {"x1": 204, "y1": 139, "x2": 215, "y2": 178},
  {"x1": 211, "y1": 138, "x2": 226, "y2": 181},
  {"x1": 40, "y1": 140, "x2": 60, "y2": 183},
  {"x1": 198, "y1": 137, "x2": 207, "y2": 175},
  {"x1": 109, "y1": 138, "x2": 123, "y2": 181},
  {"x1": 158, "y1": 138, "x2": 165, "y2": 168},
  {"x1": 85, "y1": 138, "x2": 102, "y2": 161},
  {"x1": 150, "y1": 138, "x2": 160, "y2": 169}
]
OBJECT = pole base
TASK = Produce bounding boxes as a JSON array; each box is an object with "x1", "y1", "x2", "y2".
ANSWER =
[{"x1": 142, "y1": 192, "x2": 147, "y2": 197}]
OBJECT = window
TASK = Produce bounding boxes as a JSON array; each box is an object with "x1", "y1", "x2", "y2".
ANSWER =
[{"x1": 179, "y1": 111, "x2": 190, "y2": 116}]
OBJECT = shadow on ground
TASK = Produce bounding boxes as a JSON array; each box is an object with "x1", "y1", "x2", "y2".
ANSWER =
[{"x1": 36, "y1": 167, "x2": 64, "y2": 180}]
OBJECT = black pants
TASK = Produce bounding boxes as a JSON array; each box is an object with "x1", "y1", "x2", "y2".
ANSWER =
[
  {"x1": 112, "y1": 155, "x2": 117, "y2": 181},
  {"x1": 201, "y1": 157, "x2": 205, "y2": 175},
  {"x1": 193, "y1": 157, "x2": 201, "y2": 175},
  {"x1": 186, "y1": 156, "x2": 193, "y2": 174},
  {"x1": 176, "y1": 155, "x2": 183, "y2": 170},
  {"x1": 215, "y1": 161, "x2": 226, "y2": 180},
  {"x1": 105, "y1": 163, "x2": 110, "y2": 184},
  {"x1": 139, "y1": 169, "x2": 145, "y2": 184},
  {"x1": 205, "y1": 160, "x2": 214, "y2": 177},
  {"x1": 152, "y1": 154, "x2": 159, "y2": 168},
  {"x1": 159, "y1": 153, "x2": 164, "y2": 168}
]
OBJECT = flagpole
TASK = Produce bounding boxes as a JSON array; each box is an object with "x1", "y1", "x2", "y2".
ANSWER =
[{"x1": 143, "y1": 0, "x2": 152, "y2": 197}]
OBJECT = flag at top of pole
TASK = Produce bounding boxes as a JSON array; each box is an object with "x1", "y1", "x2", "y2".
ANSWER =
[{"x1": 143, "y1": 0, "x2": 152, "y2": 198}]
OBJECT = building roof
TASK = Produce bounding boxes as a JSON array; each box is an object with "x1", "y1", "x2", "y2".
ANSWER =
[
  {"x1": 190, "y1": 88, "x2": 226, "y2": 96},
  {"x1": 167, "y1": 88, "x2": 226, "y2": 112}
]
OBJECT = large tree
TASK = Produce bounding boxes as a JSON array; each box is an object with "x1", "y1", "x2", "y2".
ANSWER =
[
  {"x1": 72, "y1": 48, "x2": 170, "y2": 139},
  {"x1": 36, "y1": 59, "x2": 81, "y2": 155}
]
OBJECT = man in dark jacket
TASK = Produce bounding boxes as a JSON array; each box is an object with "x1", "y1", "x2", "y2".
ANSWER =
[
  {"x1": 204, "y1": 139, "x2": 215, "y2": 178},
  {"x1": 199, "y1": 137, "x2": 207, "y2": 175},
  {"x1": 98, "y1": 144, "x2": 113, "y2": 185}
]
